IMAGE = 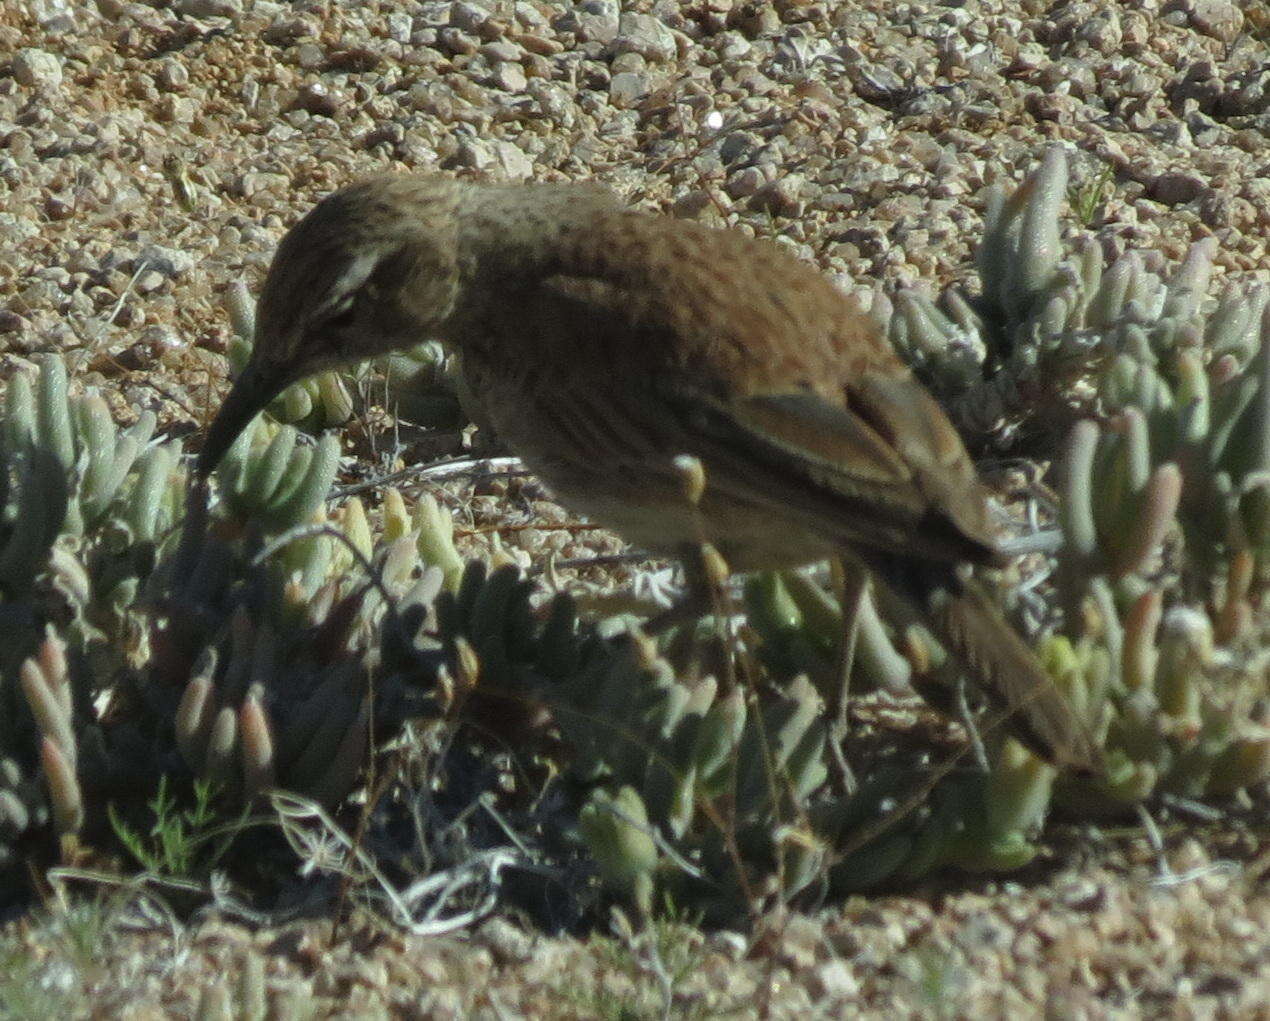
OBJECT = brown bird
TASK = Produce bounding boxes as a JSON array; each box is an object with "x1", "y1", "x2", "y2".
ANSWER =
[{"x1": 196, "y1": 174, "x2": 1098, "y2": 773}]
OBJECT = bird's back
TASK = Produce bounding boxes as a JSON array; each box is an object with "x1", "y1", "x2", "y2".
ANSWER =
[
  {"x1": 446, "y1": 196, "x2": 1001, "y2": 572},
  {"x1": 548, "y1": 207, "x2": 896, "y2": 397}
]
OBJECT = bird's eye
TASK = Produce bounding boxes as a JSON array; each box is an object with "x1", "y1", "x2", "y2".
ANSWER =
[{"x1": 325, "y1": 297, "x2": 358, "y2": 329}]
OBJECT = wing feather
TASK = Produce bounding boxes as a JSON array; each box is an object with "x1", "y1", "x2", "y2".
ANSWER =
[{"x1": 662, "y1": 382, "x2": 1003, "y2": 566}]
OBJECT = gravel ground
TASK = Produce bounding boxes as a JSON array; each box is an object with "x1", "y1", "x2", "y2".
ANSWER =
[{"x1": 1, "y1": 0, "x2": 1268, "y2": 1016}]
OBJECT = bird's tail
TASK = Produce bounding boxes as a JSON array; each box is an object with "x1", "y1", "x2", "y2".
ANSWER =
[{"x1": 861, "y1": 555, "x2": 1102, "y2": 774}]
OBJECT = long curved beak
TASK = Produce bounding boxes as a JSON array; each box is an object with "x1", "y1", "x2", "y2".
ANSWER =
[{"x1": 196, "y1": 358, "x2": 294, "y2": 477}]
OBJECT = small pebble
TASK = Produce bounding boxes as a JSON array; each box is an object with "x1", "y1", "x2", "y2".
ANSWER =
[{"x1": 12, "y1": 49, "x2": 62, "y2": 90}]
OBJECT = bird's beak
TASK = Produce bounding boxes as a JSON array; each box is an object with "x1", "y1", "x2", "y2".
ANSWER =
[{"x1": 196, "y1": 357, "x2": 294, "y2": 477}]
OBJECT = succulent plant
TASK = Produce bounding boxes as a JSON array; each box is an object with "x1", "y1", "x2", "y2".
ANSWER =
[
  {"x1": 212, "y1": 417, "x2": 342, "y2": 537},
  {"x1": 0, "y1": 353, "x2": 446, "y2": 879},
  {"x1": 224, "y1": 280, "x2": 355, "y2": 433},
  {"x1": 375, "y1": 340, "x2": 468, "y2": 430},
  {"x1": 226, "y1": 279, "x2": 465, "y2": 433},
  {"x1": 0, "y1": 355, "x2": 191, "y2": 868},
  {"x1": 431, "y1": 561, "x2": 1063, "y2": 919},
  {"x1": 879, "y1": 145, "x2": 1270, "y2": 810},
  {"x1": 154, "y1": 424, "x2": 453, "y2": 808},
  {"x1": 2, "y1": 146, "x2": 1265, "y2": 927}
]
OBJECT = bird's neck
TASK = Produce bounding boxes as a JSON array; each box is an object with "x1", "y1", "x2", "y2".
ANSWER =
[{"x1": 452, "y1": 182, "x2": 618, "y2": 289}]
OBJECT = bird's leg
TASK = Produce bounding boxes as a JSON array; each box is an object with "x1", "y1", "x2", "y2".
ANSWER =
[
  {"x1": 901, "y1": 620, "x2": 992, "y2": 772},
  {"x1": 643, "y1": 542, "x2": 751, "y2": 696},
  {"x1": 955, "y1": 676, "x2": 992, "y2": 773},
  {"x1": 827, "y1": 558, "x2": 867, "y2": 796},
  {"x1": 643, "y1": 584, "x2": 711, "y2": 635},
  {"x1": 645, "y1": 454, "x2": 745, "y2": 689},
  {"x1": 643, "y1": 543, "x2": 728, "y2": 635}
]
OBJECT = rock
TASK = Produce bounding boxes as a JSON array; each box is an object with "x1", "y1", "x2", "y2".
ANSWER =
[
  {"x1": 481, "y1": 40, "x2": 522, "y2": 63},
  {"x1": 1121, "y1": 11, "x2": 1151, "y2": 51},
  {"x1": 671, "y1": 189, "x2": 713, "y2": 217},
  {"x1": 1075, "y1": 12, "x2": 1121, "y2": 54},
  {"x1": 156, "y1": 59, "x2": 189, "y2": 92},
  {"x1": 1149, "y1": 170, "x2": 1206, "y2": 206},
  {"x1": 1186, "y1": 0, "x2": 1243, "y2": 42},
  {"x1": 725, "y1": 165, "x2": 767, "y2": 199},
  {"x1": 611, "y1": 52, "x2": 646, "y2": 74},
  {"x1": 449, "y1": 1, "x2": 492, "y2": 35},
  {"x1": 0, "y1": 214, "x2": 40, "y2": 242},
  {"x1": 177, "y1": 0, "x2": 242, "y2": 17},
  {"x1": 385, "y1": 13, "x2": 413, "y2": 43},
  {"x1": 812, "y1": 960, "x2": 860, "y2": 1001},
  {"x1": 847, "y1": 59, "x2": 906, "y2": 104},
  {"x1": 751, "y1": 174, "x2": 806, "y2": 217},
  {"x1": 492, "y1": 61, "x2": 527, "y2": 93},
  {"x1": 731, "y1": 2, "x2": 780, "y2": 36},
  {"x1": 565, "y1": 1, "x2": 619, "y2": 45},
  {"x1": 719, "y1": 130, "x2": 761, "y2": 166},
  {"x1": 777, "y1": 913, "x2": 821, "y2": 970},
  {"x1": 716, "y1": 31, "x2": 752, "y2": 61},
  {"x1": 609, "y1": 71, "x2": 650, "y2": 108},
  {"x1": 136, "y1": 244, "x2": 196, "y2": 278},
  {"x1": 612, "y1": 13, "x2": 677, "y2": 63},
  {"x1": 12, "y1": 49, "x2": 62, "y2": 90},
  {"x1": 293, "y1": 82, "x2": 342, "y2": 117},
  {"x1": 707, "y1": 930, "x2": 748, "y2": 962},
  {"x1": 516, "y1": 32, "x2": 563, "y2": 57},
  {"x1": 1026, "y1": 91, "x2": 1079, "y2": 124},
  {"x1": 293, "y1": 42, "x2": 326, "y2": 70},
  {"x1": 134, "y1": 270, "x2": 167, "y2": 294},
  {"x1": 458, "y1": 138, "x2": 533, "y2": 180},
  {"x1": 157, "y1": 95, "x2": 196, "y2": 123},
  {"x1": 261, "y1": 15, "x2": 316, "y2": 46},
  {"x1": 438, "y1": 27, "x2": 479, "y2": 56},
  {"x1": 237, "y1": 172, "x2": 289, "y2": 199},
  {"x1": 44, "y1": 195, "x2": 74, "y2": 221}
]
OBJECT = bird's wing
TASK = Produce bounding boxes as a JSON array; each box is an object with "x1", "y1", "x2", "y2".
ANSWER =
[
  {"x1": 658, "y1": 374, "x2": 1004, "y2": 566},
  {"x1": 528, "y1": 215, "x2": 1001, "y2": 565}
]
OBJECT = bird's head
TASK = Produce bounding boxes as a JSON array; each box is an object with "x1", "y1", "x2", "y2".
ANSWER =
[{"x1": 196, "y1": 175, "x2": 462, "y2": 477}]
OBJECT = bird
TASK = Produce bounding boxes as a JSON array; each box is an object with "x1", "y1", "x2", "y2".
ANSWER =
[{"x1": 195, "y1": 173, "x2": 1100, "y2": 773}]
